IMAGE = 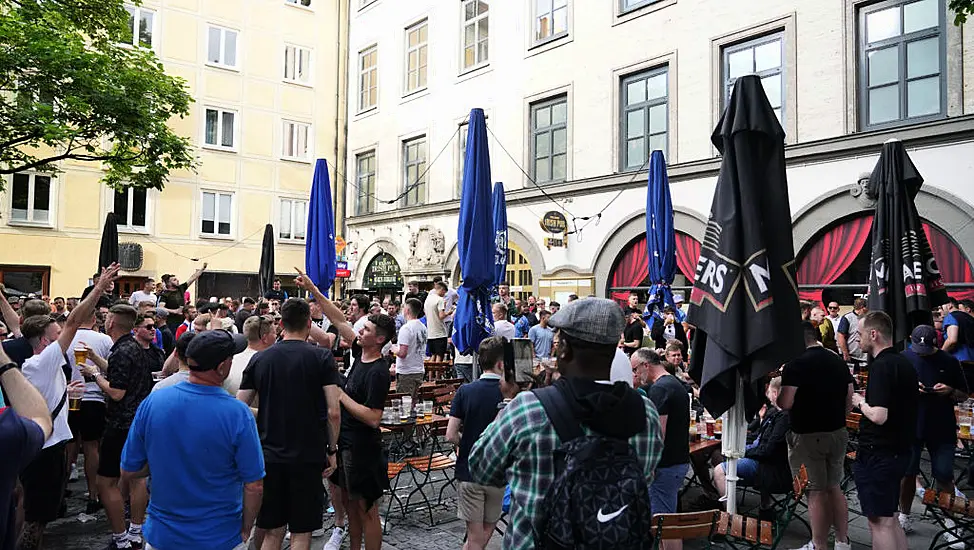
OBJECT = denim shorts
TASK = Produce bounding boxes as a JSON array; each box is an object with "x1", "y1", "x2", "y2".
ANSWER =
[
  {"x1": 907, "y1": 440, "x2": 956, "y2": 483},
  {"x1": 853, "y1": 449, "x2": 910, "y2": 518},
  {"x1": 650, "y1": 463, "x2": 689, "y2": 514},
  {"x1": 720, "y1": 457, "x2": 759, "y2": 486}
]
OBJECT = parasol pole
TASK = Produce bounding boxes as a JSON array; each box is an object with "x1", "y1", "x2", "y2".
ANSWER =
[{"x1": 722, "y1": 375, "x2": 747, "y2": 515}]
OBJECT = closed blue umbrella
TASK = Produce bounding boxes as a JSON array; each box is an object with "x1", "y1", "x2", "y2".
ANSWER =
[
  {"x1": 306, "y1": 159, "x2": 336, "y2": 297},
  {"x1": 453, "y1": 108, "x2": 495, "y2": 355},
  {"x1": 492, "y1": 182, "x2": 508, "y2": 289},
  {"x1": 644, "y1": 150, "x2": 676, "y2": 320}
]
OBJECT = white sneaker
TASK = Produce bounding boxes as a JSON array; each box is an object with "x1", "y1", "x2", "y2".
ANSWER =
[
  {"x1": 944, "y1": 518, "x2": 965, "y2": 549},
  {"x1": 791, "y1": 542, "x2": 816, "y2": 550},
  {"x1": 69, "y1": 464, "x2": 79, "y2": 481},
  {"x1": 834, "y1": 539, "x2": 852, "y2": 550},
  {"x1": 323, "y1": 527, "x2": 344, "y2": 550},
  {"x1": 898, "y1": 512, "x2": 914, "y2": 534}
]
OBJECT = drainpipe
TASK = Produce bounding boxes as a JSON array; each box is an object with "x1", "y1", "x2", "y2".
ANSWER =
[{"x1": 333, "y1": 0, "x2": 349, "y2": 298}]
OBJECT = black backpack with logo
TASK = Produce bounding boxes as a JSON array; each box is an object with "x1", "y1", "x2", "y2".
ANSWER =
[{"x1": 532, "y1": 386, "x2": 654, "y2": 550}]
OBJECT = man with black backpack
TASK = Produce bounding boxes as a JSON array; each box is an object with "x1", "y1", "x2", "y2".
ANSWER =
[{"x1": 469, "y1": 298, "x2": 663, "y2": 550}]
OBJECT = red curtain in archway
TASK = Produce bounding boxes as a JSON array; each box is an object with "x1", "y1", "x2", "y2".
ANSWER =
[
  {"x1": 923, "y1": 223, "x2": 974, "y2": 301},
  {"x1": 796, "y1": 216, "x2": 872, "y2": 306},
  {"x1": 609, "y1": 232, "x2": 703, "y2": 304},
  {"x1": 675, "y1": 233, "x2": 702, "y2": 284}
]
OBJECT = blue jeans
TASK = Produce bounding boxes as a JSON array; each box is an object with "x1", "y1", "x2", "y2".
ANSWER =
[{"x1": 650, "y1": 463, "x2": 689, "y2": 514}]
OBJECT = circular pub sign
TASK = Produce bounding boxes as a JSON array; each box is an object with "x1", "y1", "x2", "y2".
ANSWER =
[{"x1": 539, "y1": 211, "x2": 568, "y2": 234}]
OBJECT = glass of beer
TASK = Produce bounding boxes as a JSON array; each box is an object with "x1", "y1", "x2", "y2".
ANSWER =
[
  {"x1": 401, "y1": 395, "x2": 413, "y2": 416},
  {"x1": 74, "y1": 346, "x2": 87, "y2": 366},
  {"x1": 68, "y1": 383, "x2": 83, "y2": 412},
  {"x1": 423, "y1": 400, "x2": 433, "y2": 419},
  {"x1": 961, "y1": 417, "x2": 972, "y2": 438}
]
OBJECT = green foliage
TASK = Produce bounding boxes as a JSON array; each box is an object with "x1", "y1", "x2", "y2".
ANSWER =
[
  {"x1": 951, "y1": 0, "x2": 974, "y2": 25},
  {"x1": 0, "y1": 0, "x2": 196, "y2": 191}
]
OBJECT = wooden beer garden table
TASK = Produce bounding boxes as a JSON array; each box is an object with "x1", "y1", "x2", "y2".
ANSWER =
[{"x1": 380, "y1": 414, "x2": 447, "y2": 460}]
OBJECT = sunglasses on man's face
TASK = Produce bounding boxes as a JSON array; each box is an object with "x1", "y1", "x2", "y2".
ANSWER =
[{"x1": 828, "y1": 306, "x2": 840, "y2": 311}]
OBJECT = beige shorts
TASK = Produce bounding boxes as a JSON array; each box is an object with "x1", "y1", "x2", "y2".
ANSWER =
[
  {"x1": 787, "y1": 428, "x2": 848, "y2": 491},
  {"x1": 457, "y1": 482, "x2": 505, "y2": 524}
]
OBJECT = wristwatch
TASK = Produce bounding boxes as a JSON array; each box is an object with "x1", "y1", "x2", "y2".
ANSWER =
[
  {"x1": 0, "y1": 362, "x2": 17, "y2": 378},
  {"x1": 327, "y1": 445, "x2": 338, "y2": 456}
]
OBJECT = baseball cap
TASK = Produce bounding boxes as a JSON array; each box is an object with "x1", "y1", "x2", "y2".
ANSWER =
[
  {"x1": 910, "y1": 325, "x2": 938, "y2": 356},
  {"x1": 186, "y1": 330, "x2": 247, "y2": 371},
  {"x1": 548, "y1": 298, "x2": 625, "y2": 346},
  {"x1": 673, "y1": 293, "x2": 685, "y2": 304}
]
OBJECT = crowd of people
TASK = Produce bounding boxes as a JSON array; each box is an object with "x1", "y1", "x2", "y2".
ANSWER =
[{"x1": 1, "y1": 262, "x2": 974, "y2": 550}]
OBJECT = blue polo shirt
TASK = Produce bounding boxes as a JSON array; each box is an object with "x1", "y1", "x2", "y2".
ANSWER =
[
  {"x1": 121, "y1": 382, "x2": 264, "y2": 550},
  {"x1": 449, "y1": 373, "x2": 504, "y2": 482}
]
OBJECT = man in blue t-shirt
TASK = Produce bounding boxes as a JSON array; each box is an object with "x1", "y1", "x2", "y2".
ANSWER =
[
  {"x1": 527, "y1": 311, "x2": 555, "y2": 359},
  {"x1": 942, "y1": 298, "x2": 974, "y2": 363},
  {"x1": 446, "y1": 337, "x2": 511, "y2": 550},
  {"x1": 121, "y1": 330, "x2": 265, "y2": 550}
]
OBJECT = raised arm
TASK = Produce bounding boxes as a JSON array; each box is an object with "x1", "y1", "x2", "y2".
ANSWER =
[
  {"x1": 184, "y1": 262, "x2": 208, "y2": 287},
  {"x1": 58, "y1": 264, "x2": 120, "y2": 354},
  {"x1": 294, "y1": 267, "x2": 357, "y2": 344}
]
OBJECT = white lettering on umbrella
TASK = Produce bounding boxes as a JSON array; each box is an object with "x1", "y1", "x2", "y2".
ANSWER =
[
  {"x1": 748, "y1": 261, "x2": 771, "y2": 294},
  {"x1": 699, "y1": 259, "x2": 727, "y2": 294}
]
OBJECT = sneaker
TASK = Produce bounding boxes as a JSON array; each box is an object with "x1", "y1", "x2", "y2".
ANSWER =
[
  {"x1": 69, "y1": 464, "x2": 80, "y2": 481},
  {"x1": 834, "y1": 539, "x2": 852, "y2": 550},
  {"x1": 791, "y1": 542, "x2": 817, "y2": 550},
  {"x1": 104, "y1": 536, "x2": 133, "y2": 549},
  {"x1": 324, "y1": 527, "x2": 344, "y2": 550},
  {"x1": 125, "y1": 534, "x2": 143, "y2": 550},
  {"x1": 898, "y1": 512, "x2": 914, "y2": 534},
  {"x1": 944, "y1": 518, "x2": 965, "y2": 549}
]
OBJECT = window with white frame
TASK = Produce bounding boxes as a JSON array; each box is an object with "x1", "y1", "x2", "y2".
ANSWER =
[
  {"x1": 9, "y1": 173, "x2": 53, "y2": 225},
  {"x1": 356, "y1": 151, "x2": 376, "y2": 215},
  {"x1": 535, "y1": 0, "x2": 568, "y2": 43},
  {"x1": 123, "y1": 6, "x2": 155, "y2": 48},
  {"x1": 621, "y1": 67, "x2": 668, "y2": 170},
  {"x1": 200, "y1": 191, "x2": 233, "y2": 236},
  {"x1": 402, "y1": 136, "x2": 427, "y2": 207},
  {"x1": 279, "y1": 198, "x2": 308, "y2": 241},
  {"x1": 113, "y1": 187, "x2": 148, "y2": 230},
  {"x1": 456, "y1": 123, "x2": 468, "y2": 198},
  {"x1": 282, "y1": 120, "x2": 311, "y2": 161},
  {"x1": 284, "y1": 44, "x2": 312, "y2": 84},
  {"x1": 404, "y1": 21, "x2": 428, "y2": 93},
  {"x1": 723, "y1": 33, "x2": 785, "y2": 125},
  {"x1": 620, "y1": 0, "x2": 660, "y2": 13},
  {"x1": 530, "y1": 96, "x2": 568, "y2": 184},
  {"x1": 285, "y1": 0, "x2": 311, "y2": 7},
  {"x1": 358, "y1": 46, "x2": 378, "y2": 111},
  {"x1": 462, "y1": 1, "x2": 488, "y2": 70},
  {"x1": 204, "y1": 107, "x2": 236, "y2": 150},
  {"x1": 206, "y1": 25, "x2": 238, "y2": 68}
]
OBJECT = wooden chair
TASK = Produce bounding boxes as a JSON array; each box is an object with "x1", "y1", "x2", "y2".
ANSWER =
[
  {"x1": 650, "y1": 510, "x2": 721, "y2": 549},
  {"x1": 402, "y1": 422, "x2": 457, "y2": 527},
  {"x1": 923, "y1": 489, "x2": 974, "y2": 550},
  {"x1": 432, "y1": 385, "x2": 457, "y2": 415},
  {"x1": 722, "y1": 464, "x2": 809, "y2": 549},
  {"x1": 381, "y1": 461, "x2": 408, "y2": 534}
]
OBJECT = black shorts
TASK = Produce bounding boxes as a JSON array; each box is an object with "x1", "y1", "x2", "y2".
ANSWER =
[
  {"x1": 20, "y1": 442, "x2": 68, "y2": 523},
  {"x1": 97, "y1": 427, "x2": 130, "y2": 478},
  {"x1": 853, "y1": 448, "x2": 911, "y2": 518},
  {"x1": 428, "y1": 338, "x2": 448, "y2": 356},
  {"x1": 257, "y1": 463, "x2": 325, "y2": 533},
  {"x1": 334, "y1": 448, "x2": 386, "y2": 502},
  {"x1": 68, "y1": 401, "x2": 107, "y2": 442}
]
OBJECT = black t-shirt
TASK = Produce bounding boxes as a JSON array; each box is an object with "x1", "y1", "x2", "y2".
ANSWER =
[
  {"x1": 859, "y1": 348, "x2": 919, "y2": 452},
  {"x1": 158, "y1": 283, "x2": 189, "y2": 330},
  {"x1": 450, "y1": 375, "x2": 504, "y2": 481},
  {"x1": 240, "y1": 340, "x2": 340, "y2": 464},
  {"x1": 623, "y1": 322, "x2": 644, "y2": 356},
  {"x1": 780, "y1": 346, "x2": 853, "y2": 434},
  {"x1": 646, "y1": 374, "x2": 690, "y2": 467},
  {"x1": 340, "y1": 357, "x2": 390, "y2": 450},
  {"x1": 903, "y1": 348, "x2": 968, "y2": 444},
  {"x1": 1, "y1": 337, "x2": 33, "y2": 367},
  {"x1": 106, "y1": 334, "x2": 163, "y2": 430},
  {"x1": 263, "y1": 289, "x2": 287, "y2": 301}
]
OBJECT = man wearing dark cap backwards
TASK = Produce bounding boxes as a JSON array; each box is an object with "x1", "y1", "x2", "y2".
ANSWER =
[{"x1": 119, "y1": 330, "x2": 265, "y2": 550}]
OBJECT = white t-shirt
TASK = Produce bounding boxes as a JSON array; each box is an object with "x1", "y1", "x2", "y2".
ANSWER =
[
  {"x1": 224, "y1": 347, "x2": 258, "y2": 395},
  {"x1": 397, "y1": 319, "x2": 428, "y2": 375},
  {"x1": 69, "y1": 328, "x2": 113, "y2": 403},
  {"x1": 425, "y1": 294, "x2": 448, "y2": 338},
  {"x1": 21, "y1": 343, "x2": 72, "y2": 448},
  {"x1": 493, "y1": 320, "x2": 516, "y2": 341},
  {"x1": 152, "y1": 370, "x2": 190, "y2": 393},
  {"x1": 610, "y1": 349, "x2": 633, "y2": 387},
  {"x1": 129, "y1": 290, "x2": 156, "y2": 306}
]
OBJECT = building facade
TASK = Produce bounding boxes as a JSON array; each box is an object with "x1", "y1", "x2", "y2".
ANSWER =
[
  {"x1": 343, "y1": 0, "x2": 974, "y2": 306},
  {"x1": 0, "y1": 0, "x2": 349, "y2": 300}
]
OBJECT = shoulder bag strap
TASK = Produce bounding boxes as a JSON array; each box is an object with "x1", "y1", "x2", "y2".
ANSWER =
[{"x1": 532, "y1": 385, "x2": 583, "y2": 443}]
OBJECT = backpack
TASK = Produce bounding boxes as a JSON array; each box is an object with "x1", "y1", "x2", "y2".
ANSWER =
[{"x1": 532, "y1": 385, "x2": 654, "y2": 550}]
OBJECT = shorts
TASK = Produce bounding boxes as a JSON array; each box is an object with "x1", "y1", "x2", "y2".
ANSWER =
[
  {"x1": 650, "y1": 463, "x2": 689, "y2": 514},
  {"x1": 257, "y1": 462, "x2": 325, "y2": 533},
  {"x1": 721, "y1": 457, "x2": 759, "y2": 487},
  {"x1": 457, "y1": 482, "x2": 506, "y2": 523},
  {"x1": 334, "y1": 449, "x2": 385, "y2": 503},
  {"x1": 20, "y1": 442, "x2": 68, "y2": 523},
  {"x1": 68, "y1": 401, "x2": 107, "y2": 442},
  {"x1": 428, "y1": 338, "x2": 448, "y2": 357},
  {"x1": 455, "y1": 364, "x2": 473, "y2": 383},
  {"x1": 907, "y1": 440, "x2": 955, "y2": 483},
  {"x1": 853, "y1": 449, "x2": 910, "y2": 518},
  {"x1": 396, "y1": 373, "x2": 424, "y2": 398},
  {"x1": 97, "y1": 427, "x2": 130, "y2": 478},
  {"x1": 148, "y1": 544, "x2": 245, "y2": 550},
  {"x1": 787, "y1": 428, "x2": 847, "y2": 491}
]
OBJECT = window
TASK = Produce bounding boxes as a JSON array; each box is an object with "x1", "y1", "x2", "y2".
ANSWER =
[
  {"x1": 356, "y1": 151, "x2": 376, "y2": 215},
  {"x1": 279, "y1": 199, "x2": 308, "y2": 241},
  {"x1": 402, "y1": 136, "x2": 427, "y2": 207},
  {"x1": 405, "y1": 21, "x2": 428, "y2": 93},
  {"x1": 0, "y1": 265, "x2": 50, "y2": 296},
  {"x1": 113, "y1": 188, "x2": 148, "y2": 230},
  {"x1": 123, "y1": 6, "x2": 155, "y2": 48},
  {"x1": 358, "y1": 46, "x2": 378, "y2": 111},
  {"x1": 284, "y1": 44, "x2": 312, "y2": 85},
  {"x1": 858, "y1": 0, "x2": 944, "y2": 128},
  {"x1": 621, "y1": 0, "x2": 658, "y2": 12},
  {"x1": 285, "y1": 0, "x2": 311, "y2": 6},
  {"x1": 200, "y1": 191, "x2": 233, "y2": 236},
  {"x1": 723, "y1": 34, "x2": 784, "y2": 124},
  {"x1": 206, "y1": 25, "x2": 238, "y2": 68},
  {"x1": 621, "y1": 68, "x2": 668, "y2": 170},
  {"x1": 535, "y1": 0, "x2": 568, "y2": 43},
  {"x1": 282, "y1": 120, "x2": 311, "y2": 161},
  {"x1": 462, "y1": 1, "x2": 489, "y2": 70},
  {"x1": 530, "y1": 96, "x2": 568, "y2": 184},
  {"x1": 9, "y1": 173, "x2": 53, "y2": 225},
  {"x1": 456, "y1": 123, "x2": 468, "y2": 198},
  {"x1": 204, "y1": 107, "x2": 236, "y2": 150}
]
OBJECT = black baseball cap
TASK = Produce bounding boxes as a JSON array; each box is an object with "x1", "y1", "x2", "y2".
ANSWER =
[
  {"x1": 910, "y1": 325, "x2": 938, "y2": 356},
  {"x1": 186, "y1": 330, "x2": 247, "y2": 371}
]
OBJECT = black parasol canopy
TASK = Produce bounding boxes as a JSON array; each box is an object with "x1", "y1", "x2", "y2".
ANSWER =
[
  {"x1": 259, "y1": 224, "x2": 275, "y2": 298},
  {"x1": 686, "y1": 75, "x2": 804, "y2": 419},
  {"x1": 865, "y1": 139, "x2": 948, "y2": 343},
  {"x1": 98, "y1": 212, "x2": 119, "y2": 271}
]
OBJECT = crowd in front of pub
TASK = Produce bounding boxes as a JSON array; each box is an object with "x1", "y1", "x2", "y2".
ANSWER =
[{"x1": 1, "y1": 260, "x2": 974, "y2": 550}]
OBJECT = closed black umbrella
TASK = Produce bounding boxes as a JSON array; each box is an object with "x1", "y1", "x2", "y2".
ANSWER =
[
  {"x1": 98, "y1": 212, "x2": 119, "y2": 270},
  {"x1": 866, "y1": 139, "x2": 948, "y2": 342},
  {"x1": 259, "y1": 224, "x2": 275, "y2": 298}
]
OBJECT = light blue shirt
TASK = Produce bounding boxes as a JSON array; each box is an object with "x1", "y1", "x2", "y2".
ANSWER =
[{"x1": 528, "y1": 325, "x2": 555, "y2": 359}]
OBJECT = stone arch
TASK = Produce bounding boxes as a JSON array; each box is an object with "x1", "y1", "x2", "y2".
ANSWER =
[
  {"x1": 591, "y1": 208, "x2": 709, "y2": 297},
  {"x1": 353, "y1": 238, "x2": 408, "y2": 289},
  {"x1": 443, "y1": 222, "x2": 547, "y2": 294}
]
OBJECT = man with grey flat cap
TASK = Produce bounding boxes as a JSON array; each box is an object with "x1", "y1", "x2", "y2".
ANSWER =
[
  {"x1": 469, "y1": 297, "x2": 663, "y2": 550},
  {"x1": 120, "y1": 329, "x2": 265, "y2": 550}
]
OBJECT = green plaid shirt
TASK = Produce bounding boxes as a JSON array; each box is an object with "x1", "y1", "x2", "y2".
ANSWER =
[{"x1": 468, "y1": 388, "x2": 663, "y2": 550}]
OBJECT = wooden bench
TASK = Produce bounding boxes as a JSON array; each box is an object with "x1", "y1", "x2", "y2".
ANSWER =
[
  {"x1": 650, "y1": 510, "x2": 773, "y2": 549},
  {"x1": 923, "y1": 489, "x2": 974, "y2": 550}
]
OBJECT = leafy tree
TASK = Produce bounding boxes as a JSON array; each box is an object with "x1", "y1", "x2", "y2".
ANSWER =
[
  {"x1": 0, "y1": 0, "x2": 195, "y2": 191},
  {"x1": 950, "y1": 0, "x2": 974, "y2": 24}
]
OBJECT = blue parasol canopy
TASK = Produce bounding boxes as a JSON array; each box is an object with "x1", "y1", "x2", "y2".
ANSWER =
[
  {"x1": 453, "y1": 108, "x2": 495, "y2": 355},
  {"x1": 492, "y1": 182, "x2": 508, "y2": 289},
  {"x1": 644, "y1": 150, "x2": 677, "y2": 319},
  {"x1": 306, "y1": 159, "x2": 336, "y2": 297}
]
